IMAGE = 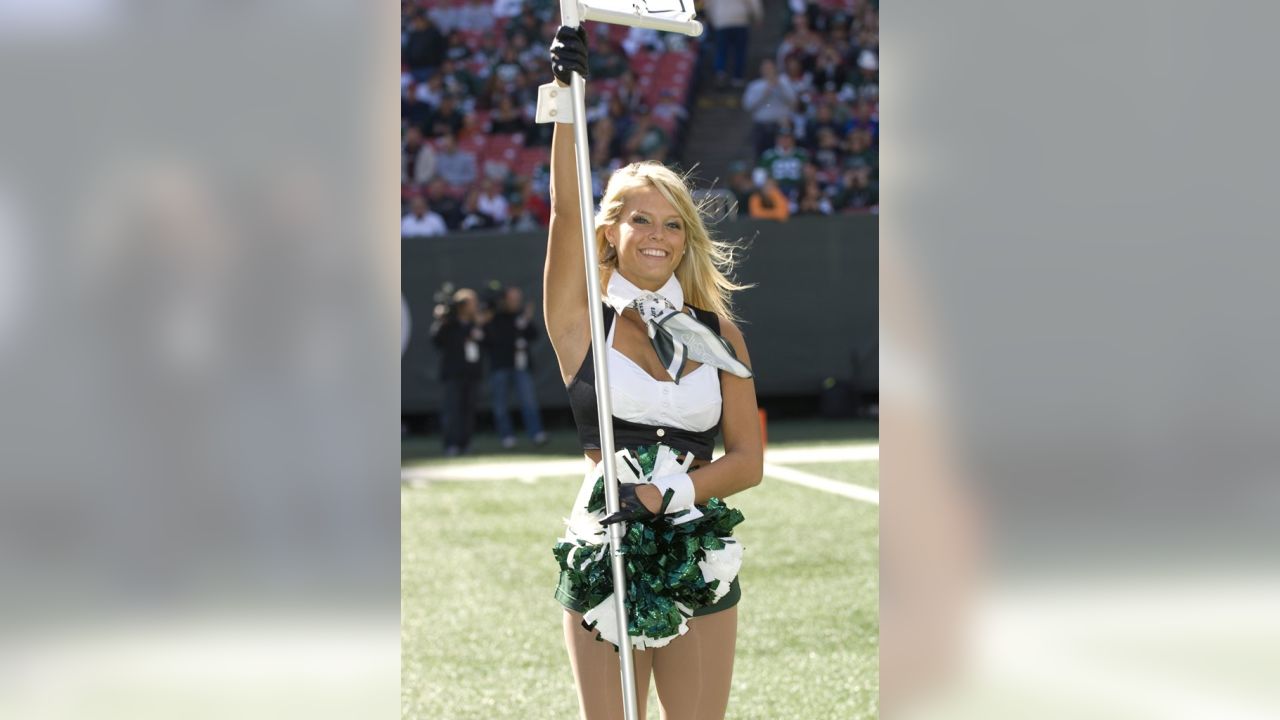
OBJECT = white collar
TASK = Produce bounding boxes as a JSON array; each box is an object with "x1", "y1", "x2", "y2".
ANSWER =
[{"x1": 605, "y1": 271, "x2": 684, "y2": 315}]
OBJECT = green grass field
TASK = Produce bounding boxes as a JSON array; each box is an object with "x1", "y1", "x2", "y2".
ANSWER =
[{"x1": 402, "y1": 422, "x2": 879, "y2": 719}]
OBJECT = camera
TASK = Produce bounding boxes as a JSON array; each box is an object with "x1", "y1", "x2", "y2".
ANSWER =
[{"x1": 432, "y1": 282, "x2": 462, "y2": 320}]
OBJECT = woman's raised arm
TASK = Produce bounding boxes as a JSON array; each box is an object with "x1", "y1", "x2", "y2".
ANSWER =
[
  {"x1": 543, "y1": 26, "x2": 593, "y2": 379},
  {"x1": 544, "y1": 121, "x2": 588, "y2": 349}
]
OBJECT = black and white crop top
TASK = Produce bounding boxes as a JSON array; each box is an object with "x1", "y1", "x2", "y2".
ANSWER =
[{"x1": 566, "y1": 302, "x2": 724, "y2": 460}]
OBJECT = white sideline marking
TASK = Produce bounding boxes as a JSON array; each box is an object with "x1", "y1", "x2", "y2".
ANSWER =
[
  {"x1": 402, "y1": 444, "x2": 880, "y2": 504},
  {"x1": 401, "y1": 459, "x2": 586, "y2": 485},
  {"x1": 762, "y1": 463, "x2": 879, "y2": 505},
  {"x1": 764, "y1": 444, "x2": 878, "y2": 464}
]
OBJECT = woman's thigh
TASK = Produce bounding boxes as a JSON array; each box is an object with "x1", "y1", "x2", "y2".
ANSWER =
[
  {"x1": 652, "y1": 607, "x2": 738, "y2": 720},
  {"x1": 562, "y1": 610, "x2": 654, "y2": 720}
]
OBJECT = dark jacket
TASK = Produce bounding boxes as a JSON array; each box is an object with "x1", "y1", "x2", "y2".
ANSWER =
[
  {"x1": 430, "y1": 316, "x2": 484, "y2": 381},
  {"x1": 403, "y1": 26, "x2": 447, "y2": 71},
  {"x1": 482, "y1": 310, "x2": 537, "y2": 371}
]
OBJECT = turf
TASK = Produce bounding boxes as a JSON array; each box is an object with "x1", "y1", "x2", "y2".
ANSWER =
[
  {"x1": 401, "y1": 449, "x2": 879, "y2": 719},
  {"x1": 781, "y1": 460, "x2": 881, "y2": 490}
]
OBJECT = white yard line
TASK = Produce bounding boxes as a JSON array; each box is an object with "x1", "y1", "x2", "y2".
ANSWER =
[
  {"x1": 403, "y1": 443, "x2": 880, "y2": 505},
  {"x1": 763, "y1": 444, "x2": 878, "y2": 464},
  {"x1": 761, "y1": 463, "x2": 879, "y2": 505},
  {"x1": 401, "y1": 458, "x2": 587, "y2": 485}
]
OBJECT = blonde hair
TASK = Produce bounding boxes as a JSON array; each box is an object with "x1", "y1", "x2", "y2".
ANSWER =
[{"x1": 594, "y1": 162, "x2": 750, "y2": 322}]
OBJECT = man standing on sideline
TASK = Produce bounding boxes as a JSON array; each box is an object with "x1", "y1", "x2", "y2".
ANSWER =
[
  {"x1": 483, "y1": 286, "x2": 548, "y2": 449},
  {"x1": 706, "y1": 0, "x2": 762, "y2": 89},
  {"x1": 431, "y1": 288, "x2": 487, "y2": 456}
]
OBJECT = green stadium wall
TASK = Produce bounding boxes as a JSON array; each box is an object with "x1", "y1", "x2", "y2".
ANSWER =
[{"x1": 402, "y1": 214, "x2": 877, "y2": 414}]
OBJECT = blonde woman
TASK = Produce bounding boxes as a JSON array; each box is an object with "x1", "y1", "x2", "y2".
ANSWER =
[{"x1": 545, "y1": 26, "x2": 764, "y2": 720}]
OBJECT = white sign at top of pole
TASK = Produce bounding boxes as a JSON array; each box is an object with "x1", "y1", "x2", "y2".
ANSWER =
[{"x1": 571, "y1": 0, "x2": 704, "y2": 36}]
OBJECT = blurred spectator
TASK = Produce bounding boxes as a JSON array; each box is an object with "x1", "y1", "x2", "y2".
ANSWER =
[
  {"x1": 797, "y1": 178, "x2": 832, "y2": 215},
  {"x1": 748, "y1": 178, "x2": 790, "y2": 221},
  {"x1": 811, "y1": 45, "x2": 847, "y2": 93},
  {"x1": 832, "y1": 166, "x2": 877, "y2": 211},
  {"x1": 492, "y1": 0, "x2": 523, "y2": 19},
  {"x1": 509, "y1": 33, "x2": 544, "y2": 68},
  {"x1": 758, "y1": 128, "x2": 808, "y2": 201},
  {"x1": 607, "y1": 95, "x2": 636, "y2": 138},
  {"x1": 403, "y1": 91, "x2": 433, "y2": 128},
  {"x1": 444, "y1": 33, "x2": 472, "y2": 64},
  {"x1": 615, "y1": 71, "x2": 643, "y2": 112},
  {"x1": 624, "y1": 107, "x2": 670, "y2": 163},
  {"x1": 622, "y1": 26, "x2": 664, "y2": 56},
  {"x1": 856, "y1": 48, "x2": 879, "y2": 99},
  {"x1": 459, "y1": 188, "x2": 496, "y2": 231},
  {"x1": 811, "y1": 126, "x2": 843, "y2": 177},
  {"x1": 402, "y1": 125, "x2": 437, "y2": 186},
  {"x1": 505, "y1": 177, "x2": 550, "y2": 232},
  {"x1": 490, "y1": 95, "x2": 531, "y2": 138},
  {"x1": 775, "y1": 13, "x2": 824, "y2": 72},
  {"x1": 425, "y1": 178, "x2": 465, "y2": 230},
  {"x1": 590, "y1": 115, "x2": 622, "y2": 168},
  {"x1": 806, "y1": 103, "x2": 845, "y2": 149},
  {"x1": 426, "y1": 95, "x2": 465, "y2": 138},
  {"x1": 402, "y1": 196, "x2": 447, "y2": 238},
  {"x1": 439, "y1": 59, "x2": 479, "y2": 97},
  {"x1": 475, "y1": 178, "x2": 510, "y2": 227},
  {"x1": 487, "y1": 46, "x2": 525, "y2": 99},
  {"x1": 743, "y1": 59, "x2": 797, "y2": 155},
  {"x1": 844, "y1": 127, "x2": 876, "y2": 170},
  {"x1": 512, "y1": 178, "x2": 550, "y2": 226},
  {"x1": 591, "y1": 36, "x2": 629, "y2": 79},
  {"x1": 457, "y1": 112, "x2": 487, "y2": 144},
  {"x1": 403, "y1": 13, "x2": 447, "y2": 76},
  {"x1": 414, "y1": 73, "x2": 445, "y2": 107},
  {"x1": 783, "y1": 56, "x2": 814, "y2": 105},
  {"x1": 483, "y1": 286, "x2": 548, "y2": 449},
  {"x1": 706, "y1": 0, "x2": 763, "y2": 89},
  {"x1": 431, "y1": 288, "x2": 487, "y2": 456},
  {"x1": 506, "y1": 13, "x2": 544, "y2": 46},
  {"x1": 435, "y1": 133, "x2": 478, "y2": 188},
  {"x1": 726, "y1": 160, "x2": 758, "y2": 212},
  {"x1": 652, "y1": 88, "x2": 689, "y2": 128},
  {"x1": 852, "y1": 97, "x2": 879, "y2": 137}
]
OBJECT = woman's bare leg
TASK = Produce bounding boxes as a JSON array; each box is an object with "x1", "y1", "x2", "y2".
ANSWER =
[
  {"x1": 563, "y1": 610, "x2": 654, "y2": 720},
  {"x1": 651, "y1": 607, "x2": 738, "y2": 720}
]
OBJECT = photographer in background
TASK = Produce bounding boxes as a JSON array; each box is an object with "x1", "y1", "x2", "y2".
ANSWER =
[
  {"x1": 431, "y1": 287, "x2": 489, "y2": 456},
  {"x1": 483, "y1": 286, "x2": 548, "y2": 449}
]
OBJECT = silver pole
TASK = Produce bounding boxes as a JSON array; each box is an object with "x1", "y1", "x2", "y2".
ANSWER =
[{"x1": 562, "y1": 11, "x2": 641, "y2": 720}]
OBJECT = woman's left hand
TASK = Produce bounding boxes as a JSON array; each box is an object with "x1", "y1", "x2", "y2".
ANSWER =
[{"x1": 600, "y1": 483, "x2": 664, "y2": 526}]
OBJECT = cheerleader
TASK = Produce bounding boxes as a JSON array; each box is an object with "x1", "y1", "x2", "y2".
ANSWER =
[{"x1": 543, "y1": 26, "x2": 764, "y2": 720}]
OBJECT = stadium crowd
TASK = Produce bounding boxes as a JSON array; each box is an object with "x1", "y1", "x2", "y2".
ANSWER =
[
  {"x1": 736, "y1": 0, "x2": 879, "y2": 219},
  {"x1": 401, "y1": 0, "x2": 877, "y2": 236}
]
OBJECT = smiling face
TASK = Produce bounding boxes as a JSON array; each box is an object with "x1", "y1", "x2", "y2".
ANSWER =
[{"x1": 605, "y1": 186, "x2": 687, "y2": 291}]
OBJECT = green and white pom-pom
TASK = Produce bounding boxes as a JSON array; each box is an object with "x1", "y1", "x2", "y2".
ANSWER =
[{"x1": 552, "y1": 444, "x2": 745, "y2": 650}]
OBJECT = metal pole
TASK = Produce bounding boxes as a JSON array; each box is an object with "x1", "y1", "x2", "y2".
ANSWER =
[{"x1": 561, "y1": 3, "x2": 641, "y2": 719}]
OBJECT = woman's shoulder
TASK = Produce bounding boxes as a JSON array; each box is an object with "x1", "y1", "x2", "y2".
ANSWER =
[{"x1": 686, "y1": 304, "x2": 741, "y2": 340}]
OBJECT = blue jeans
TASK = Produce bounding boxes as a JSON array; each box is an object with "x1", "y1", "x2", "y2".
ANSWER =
[
  {"x1": 713, "y1": 26, "x2": 749, "y2": 80},
  {"x1": 489, "y1": 368, "x2": 544, "y2": 439}
]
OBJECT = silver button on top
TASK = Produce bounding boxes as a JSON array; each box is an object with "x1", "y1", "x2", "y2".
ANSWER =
[{"x1": 656, "y1": 428, "x2": 666, "y2": 437}]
